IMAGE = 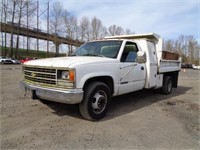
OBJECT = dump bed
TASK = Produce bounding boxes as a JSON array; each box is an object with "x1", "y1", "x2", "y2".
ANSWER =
[{"x1": 159, "y1": 51, "x2": 181, "y2": 73}]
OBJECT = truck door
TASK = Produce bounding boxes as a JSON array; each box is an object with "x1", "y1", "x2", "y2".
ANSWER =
[{"x1": 118, "y1": 42, "x2": 146, "y2": 95}]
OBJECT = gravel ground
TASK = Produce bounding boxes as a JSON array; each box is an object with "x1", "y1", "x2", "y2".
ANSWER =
[{"x1": 0, "y1": 64, "x2": 200, "y2": 149}]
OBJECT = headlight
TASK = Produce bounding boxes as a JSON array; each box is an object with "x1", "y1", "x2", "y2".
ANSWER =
[
  {"x1": 57, "y1": 70, "x2": 75, "y2": 88},
  {"x1": 61, "y1": 71, "x2": 69, "y2": 79},
  {"x1": 58, "y1": 70, "x2": 75, "y2": 81}
]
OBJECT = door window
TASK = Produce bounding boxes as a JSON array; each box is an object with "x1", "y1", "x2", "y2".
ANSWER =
[{"x1": 121, "y1": 42, "x2": 138, "y2": 62}]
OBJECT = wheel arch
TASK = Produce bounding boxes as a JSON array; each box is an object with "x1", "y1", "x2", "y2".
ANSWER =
[
  {"x1": 163, "y1": 71, "x2": 179, "y2": 88},
  {"x1": 83, "y1": 76, "x2": 114, "y2": 95}
]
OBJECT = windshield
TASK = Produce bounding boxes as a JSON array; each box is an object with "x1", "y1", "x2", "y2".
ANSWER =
[{"x1": 72, "y1": 40, "x2": 122, "y2": 58}]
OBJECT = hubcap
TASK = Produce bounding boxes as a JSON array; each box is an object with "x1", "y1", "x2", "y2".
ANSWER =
[{"x1": 91, "y1": 90, "x2": 107, "y2": 114}]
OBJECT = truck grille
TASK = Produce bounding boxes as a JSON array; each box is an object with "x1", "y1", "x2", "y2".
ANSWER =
[{"x1": 24, "y1": 66, "x2": 57, "y2": 86}]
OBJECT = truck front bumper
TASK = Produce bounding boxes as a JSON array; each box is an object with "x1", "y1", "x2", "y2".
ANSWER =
[{"x1": 20, "y1": 81, "x2": 83, "y2": 104}]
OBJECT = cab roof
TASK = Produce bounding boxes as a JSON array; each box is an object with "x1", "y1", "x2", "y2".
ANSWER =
[{"x1": 105, "y1": 33, "x2": 160, "y2": 41}]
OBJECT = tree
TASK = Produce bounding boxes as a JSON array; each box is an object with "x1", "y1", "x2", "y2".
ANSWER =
[
  {"x1": 108, "y1": 24, "x2": 124, "y2": 36},
  {"x1": 50, "y1": 1, "x2": 64, "y2": 56},
  {"x1": 125, "y1": 28, "x2": 133, "y2": 35},
  {"x1": 163, "y1": 39, "x2": 175, "y2": 52},
  {"x1": 1, "y1": 0, "x2": 37, "y2": 58},
  {"x1": 63, "y1": 11, "x2": 78, "y2": 54},
  {"x1": 100, "y1": 26, "x2": 108, "y2": 38},
  {"x1": 91, "y1": 16, "x2": 103, "y2": 40},
  {"x1": 163, "y1": 35, "x2": 200, "y2": 64},
  {"x1": 79, "y1": 16, "x2": 91, "y2": 41},
  {"x1": 50, "y1": 1, "x2": 64, "y2": 34},
  {"x1": 8, "y1": 0, "x2": 18, "y2": 58},
  {"x1": 15, "y1": 0, "x2": 36, "y2": 58},
  {"x1": 1, "y1": 0, "x2": 9, "y2": 56}
]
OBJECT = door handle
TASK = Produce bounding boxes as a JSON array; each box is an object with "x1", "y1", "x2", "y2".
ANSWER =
[{"x1": 141, "y1": 66, "x2": 144, "y2": 70}]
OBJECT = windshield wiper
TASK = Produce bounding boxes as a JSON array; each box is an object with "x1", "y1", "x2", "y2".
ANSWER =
[
  {"x1": 69, "y1": 54, "x2": 77, "y2": 56},
  {"x1": 83, "y1": 54, "x2": 105, "y2": 57}
]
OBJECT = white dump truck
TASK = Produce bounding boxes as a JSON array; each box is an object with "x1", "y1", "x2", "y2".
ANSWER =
[{"x1": 21, "y1": 33, "x2": 181, "y2": 120}]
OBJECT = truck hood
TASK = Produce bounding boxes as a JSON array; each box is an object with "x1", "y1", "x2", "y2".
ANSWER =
[{"x1": 24, "y1": 56, "x2": 117, "y2": 68}]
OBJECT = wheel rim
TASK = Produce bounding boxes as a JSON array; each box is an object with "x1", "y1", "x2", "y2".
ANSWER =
[
  {"x1": 168, "y1": 80, "x2": 172, "y2": 93},
  {"x1": 91, "y1": 90, "x2": 107, "y2": 114}
]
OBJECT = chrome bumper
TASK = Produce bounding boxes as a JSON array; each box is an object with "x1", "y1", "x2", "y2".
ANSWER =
[{"x1": 20, "y1": 81, "x2": 83, "y2": 104}]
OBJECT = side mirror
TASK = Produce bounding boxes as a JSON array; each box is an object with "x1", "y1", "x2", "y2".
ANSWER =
[{"x1": 136, "y1": 51, "x2": 146, "y2": 64}]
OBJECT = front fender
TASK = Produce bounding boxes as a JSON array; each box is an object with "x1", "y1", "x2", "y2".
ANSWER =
[
  {"x1": 75, "y1": 66, "x2": 119, "y2": 95},
  {"x1": 78, "y1": 72, "x2": 114, "y2": 88}
]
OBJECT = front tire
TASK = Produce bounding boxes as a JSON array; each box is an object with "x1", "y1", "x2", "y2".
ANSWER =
[
  {"x1": 79, "y1": 82, "x2": 111, "y2": 121},
  {"x1": 162, "y1": 76, "x2": 172, "y2": 95}
]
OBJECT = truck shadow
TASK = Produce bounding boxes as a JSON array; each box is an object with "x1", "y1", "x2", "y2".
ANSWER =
[
  {"x1": 44, "y1": 86, "x2": 192, "y2": 121},
  {"x1": 106, "y1": 86, "x2": 192, "y2": 121}
]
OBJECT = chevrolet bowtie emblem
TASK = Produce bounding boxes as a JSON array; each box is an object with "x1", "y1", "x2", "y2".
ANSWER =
[{"x1": 31, "y1": 72, "x2": 37, "y2": 77}]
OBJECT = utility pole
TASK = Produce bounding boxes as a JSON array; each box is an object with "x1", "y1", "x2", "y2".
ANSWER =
[
  {"x1": 37, "y1": 0, "x2": 39, "y2": 57},
  {"x1": 47, "y1": 0, "x2": 49, "y2": 57},
  {"x1": 26, "y1": 0, "x2": 29, "y2": 57},
  {"x1": 3, "y1": 0, "x2": 7, "y2": 56},
  {"x1": 1, "y1": 0, "x2": 4, "y2": 54}
]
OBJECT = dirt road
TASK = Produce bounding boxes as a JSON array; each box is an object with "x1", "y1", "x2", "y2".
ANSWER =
[{"x1": 1, "y1": 65, "x2": 199, "y2": 149}]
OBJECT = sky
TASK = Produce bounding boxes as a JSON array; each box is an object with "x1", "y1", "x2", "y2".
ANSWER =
[{"x1": 46, "y1": 0, "x2": 199, "y2": 42}]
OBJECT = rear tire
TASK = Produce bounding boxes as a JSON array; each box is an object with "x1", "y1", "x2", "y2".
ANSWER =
[
  {"x1": 162, "y1": 76, "x2": 172, "y2": 95},
  {"x1": 79, "y1": 82, "x2": 111, "y2": 121}
]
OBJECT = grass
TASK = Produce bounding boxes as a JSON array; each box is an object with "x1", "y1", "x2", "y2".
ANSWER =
[{"x1": 0, "y1": 46, "x2": 66, "y2": 59}]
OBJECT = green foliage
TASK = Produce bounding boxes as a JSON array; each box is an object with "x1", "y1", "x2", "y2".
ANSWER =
[{"x1": 0, "y1": 46, "x2": 66, "y2": 59}]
